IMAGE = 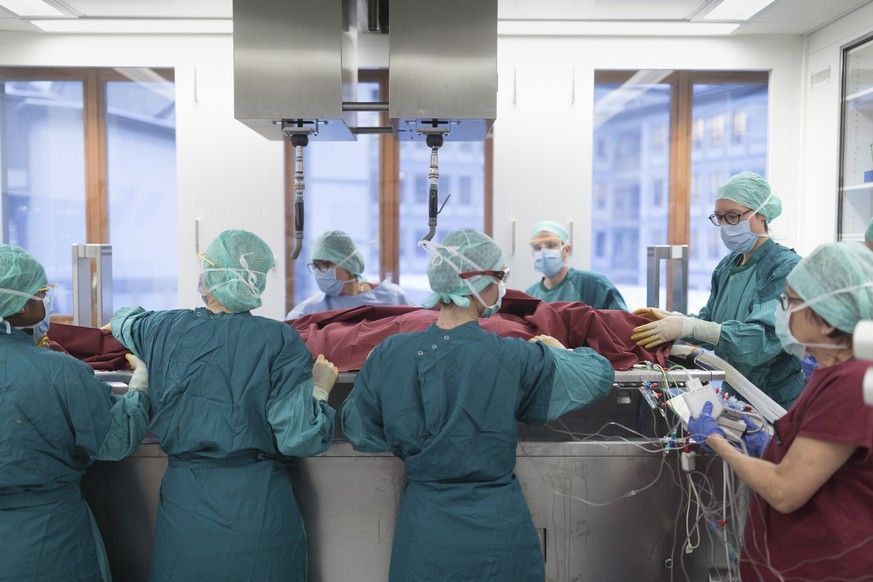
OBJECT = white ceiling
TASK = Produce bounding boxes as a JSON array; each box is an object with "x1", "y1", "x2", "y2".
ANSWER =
[{"x1": 0, "y1": 0, "x2": 870, "y2": 35}]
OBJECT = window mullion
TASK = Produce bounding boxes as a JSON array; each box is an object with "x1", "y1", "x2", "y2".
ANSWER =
[
  {"x1": 669, "y1": 71, "x2": 692, "y2": 246},
  {"x1": 84, "y1": 69, "x2": 108, "y2": 243}
]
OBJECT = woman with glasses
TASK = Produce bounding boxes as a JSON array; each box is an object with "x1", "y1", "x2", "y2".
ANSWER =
[
  {"x1": 339, "y1": 229, "x2": 615, "y2": 582},
  {"x1": 632, "y1": 172, "x2": 806, "y2": 409},
  {"x1": 689, "y1": 241, "x2": 873, "y2": 581},
  {"x1": 286, "y1": 229, "x2": 414, "y2": 319},
  {"x1": 525, "y1": 220, "x2": 627, "y2": 310},
  {"x1": 0, "y1": 244, "x2": 150, "y2": 581}
]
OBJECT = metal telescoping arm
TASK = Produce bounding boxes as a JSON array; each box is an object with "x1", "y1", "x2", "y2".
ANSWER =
[
  {"x1": 290, "y1": 133, "x2": 308, "y2": 260},
  {"x1": 421, "y1": 133, "x2": 450, "y2": 242}
]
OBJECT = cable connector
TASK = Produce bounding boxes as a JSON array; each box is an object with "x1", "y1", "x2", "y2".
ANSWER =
[{"x1": 680, "y1": 450, "x2": 696, "y2": 472}]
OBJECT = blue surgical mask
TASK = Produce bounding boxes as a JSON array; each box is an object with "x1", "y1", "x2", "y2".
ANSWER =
[
  {"x1": 720, "y1": 219, "x2": 765, "y2": 253},
  {"x1": 534, "y1": 249, "x2": 565, "y2": 277},
  {"x1": 479, "y1": 281, "x2": 506, "y2": 318},
  {"x1": 23, "y1": 295, "x2": 52, "y2": 346},
  {"x1": 718, "y1": 193, "x2": 772, "y2": 253},
  {"x1": 315, "y1": 267, "x2": 352, "y2": 297}
]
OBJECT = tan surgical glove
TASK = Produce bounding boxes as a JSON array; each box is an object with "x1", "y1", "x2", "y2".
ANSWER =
[{"x1": 311, "y1": 354, "x2": 339, "y2": 401}]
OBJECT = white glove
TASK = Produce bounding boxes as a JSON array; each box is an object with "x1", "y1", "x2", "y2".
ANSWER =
[
  {"x1": 528, "y1": 335, "x2": 566, "y2": 349},
  {"x1": 631, "y1": 316, "x2": 687, "y2": 349},
  {"x1": 684, "y1": 318, "x2": 721, "y2": 345},
  {"x1": 631, "y1": 307, "x2": 679, "y2": 322},
  {"x1": 312, "y1": 354, "x2": 338, "y2": 401},
  {"x1": 125, "y1": 353, "x2": 149, "y2": 393}
]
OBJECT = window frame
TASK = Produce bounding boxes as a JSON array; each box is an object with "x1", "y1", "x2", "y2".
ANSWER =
[{"x1": 283, "y1": 69, "x2": 493, "y2": 313}]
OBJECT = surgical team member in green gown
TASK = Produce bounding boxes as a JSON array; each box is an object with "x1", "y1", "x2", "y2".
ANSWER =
[
  {"x1": 340, "y1": 229, "x2": 615, "y2": 582},
  {"x1": 0, "y1": 244, "x2": 150, "y2": 582},
  {"x1": 524, "y1": 220, "x2": 627, "y2": 310},
  {"x1": 632, "y1": 172, "x2": 806, "y2": 408},
  {"x1": 111, "y1": 230, "x2": 338, "y2": 582}
]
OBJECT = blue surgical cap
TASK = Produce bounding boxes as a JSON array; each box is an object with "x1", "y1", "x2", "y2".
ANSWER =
[
  {"x1": 0, "y1": 244, "x2": 47, "y2": 318},
  {"x1": 716, "y1": 172, "x2": 782, "y2": 222},
  {"x1": 787, "y1": 241, "x2": 873, "y2": 333},
  {"x1": 311, "y1": 230, "x2": 364, "y2": 275},
  {"x1": 203, "y1": 230, "x2": 275, "y2": 313},
  {"x1": 530, "y1": 220, "x2": 569, "y2": 243},
  {"x1": 423, "y1": 229, "x2": 505, "y2": 308}
]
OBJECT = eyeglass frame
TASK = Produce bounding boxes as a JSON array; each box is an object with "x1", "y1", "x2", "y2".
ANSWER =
[
  {"x1": 458, "y1": 268, "x2": 511, "y2": 283},
  {"x1": 708, "y1": 208, "x2": 754, "y2": 227},
  {"x1": 529, "y1": 238, "x2": 564, "y2": 252},
  {"x1": 779, "y1": 292, "x2": 805, "y2": 311},
  {"x1": 307, "y1": 260, "x2": 338, "y2": 273}
]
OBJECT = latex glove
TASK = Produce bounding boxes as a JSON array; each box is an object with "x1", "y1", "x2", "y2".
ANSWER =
[
  {"x1": 528, "y1": 335, "x2": 566, "y2": 349},
  {"x1": 312, "y1": 354, "x2": 338, "y2": 401},
  {"x1": 684, "y1": 318, "x2": 721, "y2": 345},
  {"x1": 631, "y1": 315, "x2": 687, "y2": 348},
  {"x1": 741, "y1": 416, "x2": 771, "y2": 458},
  {"x1": 36, "y1": 333, "x2": 50, "y2": 349},
  {"x1": 688, "y1": 401, "x2": 726, "y2": 452},
  {"x1": 631, "y1": 307, "x2": 675, "y2": 322},
  {"x1": 125, "y1": 353, "x2": 149, "y2": 393},
  {"x1": 100, "y1": 323, "x2": 113, "y2": 333}
]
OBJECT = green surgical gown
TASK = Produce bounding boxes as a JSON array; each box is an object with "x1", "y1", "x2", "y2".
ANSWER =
[
  {"x1": 0, "y1": 328, "x2": 150, "y2": 582},
  {"x1": 689, "y1": 239, "x2": 805, "y2": 408},
  {"x1": 525, "y1": 267, "x2": 628, "y2": 310},
  {"x1": 340, "y1": 322, "x2": 614, "y2": 582},
  {"x1": 111, "y1": 306, "x2": 335, "y2": 582}
]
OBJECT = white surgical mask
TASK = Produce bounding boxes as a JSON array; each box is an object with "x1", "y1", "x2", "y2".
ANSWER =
[
  {"x1": 476, "y1": 280, "x2": 506, "y2": 318},
  {"x1": 773, "y1": 289, "x2": 857, "y2": 358}
]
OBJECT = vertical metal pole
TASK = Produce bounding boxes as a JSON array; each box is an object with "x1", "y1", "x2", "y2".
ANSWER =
[
  {"x1": 671, "y1": 245, "x2": 689, "y2": 314},
  {"x1": 646, "y1": 246, "x2": 661, "y2": 309}
]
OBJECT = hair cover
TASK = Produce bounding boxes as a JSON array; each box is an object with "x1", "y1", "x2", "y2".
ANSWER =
[
  {"x1": 787, "y1": 241, "x2": 873, "y2": 333},
  {"x1": 203, "y1": 230, "x2": 275, "y2": 313},
  {"x1": 311, "y1": 230, "x2": 364, "y2": 275},
  {"x1": 0, "y1": 244, "x2": 47, "y2": 318},
  {"x1": 422, "y1": 229, "x2": 505, "y2": 308},
  {"x1": 530, "y1": 220, "x2": 569, "y2": 243},
  {"x1": 716, "y1": 172, "x2": 782, "y2": 222}
]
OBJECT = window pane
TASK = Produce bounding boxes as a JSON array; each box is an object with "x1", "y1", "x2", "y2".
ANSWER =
[
  {"x1": 2, "y1": 80, "x2": 86, "y2": 314},
  {"x1": 592, "y1": 74, "x2": 671, "y2": 309},
  {"x1": 398, "y1": 140, "x2": 485, "y2": 305},
  {"x1": 106, "y1": 75, "x2": 178, "y2": 310},
  {"x1": 688, "y1": 82, "x2": 768, "y2": 313},
  {"x1": 291, "y1": 82, "x2": 381, "y2": 311}
]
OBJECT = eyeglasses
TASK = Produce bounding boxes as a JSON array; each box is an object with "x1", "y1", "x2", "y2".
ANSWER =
[
  {"x1": 530, "y1": 238, "x2": 563, "y2": 252},
  {"x1": 708, "y1": 209, "x2": 753, "y2": 226},
  {"x1": 779, "y1": 292, "x2": 804, "y2": 311},
  {"x1": 307, "y1": 261, "x2": 335, "y2": 273},
  {"x1": 459, "y1": 267, "x2": 511, "y2": 283}
]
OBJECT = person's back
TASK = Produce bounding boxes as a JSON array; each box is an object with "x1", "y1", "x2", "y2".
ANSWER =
[
  {"x1": 341, "y1": 229, "x2": 614, "y2": 582},
  {"x1": 111, "y1": 230, "x2": 337, "y2": 581},
  {"x1": 0, "y1": 245, "x2": 149, "y2": 582}
]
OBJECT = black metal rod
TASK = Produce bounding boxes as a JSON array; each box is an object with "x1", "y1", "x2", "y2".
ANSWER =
[
  {"x1": 342, "y1": 101, "x2": 389, "y2": 112},
  {"x1": 351, "y1": 127, "x2": 394, "y2": 135}
]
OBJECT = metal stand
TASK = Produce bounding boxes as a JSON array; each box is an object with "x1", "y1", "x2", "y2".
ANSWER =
[
  {"x1": 72, "y1": 244, "x2": 113, "y2": 327},
  {"x1": 646, "y1": 245, "x2": 688, "y2": 313}
]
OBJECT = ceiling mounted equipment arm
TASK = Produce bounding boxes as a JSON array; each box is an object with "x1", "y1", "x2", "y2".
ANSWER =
[
  {"x1": 284, "y1": 128, "x2": 313, "y2": 260},
  {"x1": 420, "y1": 129, "x2": 451, "y2": 242}
]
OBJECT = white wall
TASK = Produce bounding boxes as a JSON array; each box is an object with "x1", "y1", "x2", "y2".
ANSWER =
[
  {"x1": 801, "y1": 2, "x2": 873, "y2": 251},
  {"x1": 3, "y1": 22, "x2": 867, "y2": 316}
]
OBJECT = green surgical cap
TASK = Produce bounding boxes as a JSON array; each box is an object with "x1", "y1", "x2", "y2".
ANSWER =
[
  {"x1": 866, "y1": 217, "x2": 873, "y2": 243},
  {"x1": 423, "y1": 229, "x2": 505, "y2": 308},
  {"x1": 787, "y1": 241, "x2": 873, "y2": 333},
  {"x1": 530, "y1": 220, "x2": 569, "y2": 243},
  {"x1": 203, "y1": 230, "x2": 275, "y2": 313},
  {"x1": 311, "y1": 230, "x2": 364, "y2": 275},
  {"x1": 0, "y1": 244, "x2": 47, "y2": 318},
  {"x1": 716, "y1": 172, "x2": 782, "y2": 222}
]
